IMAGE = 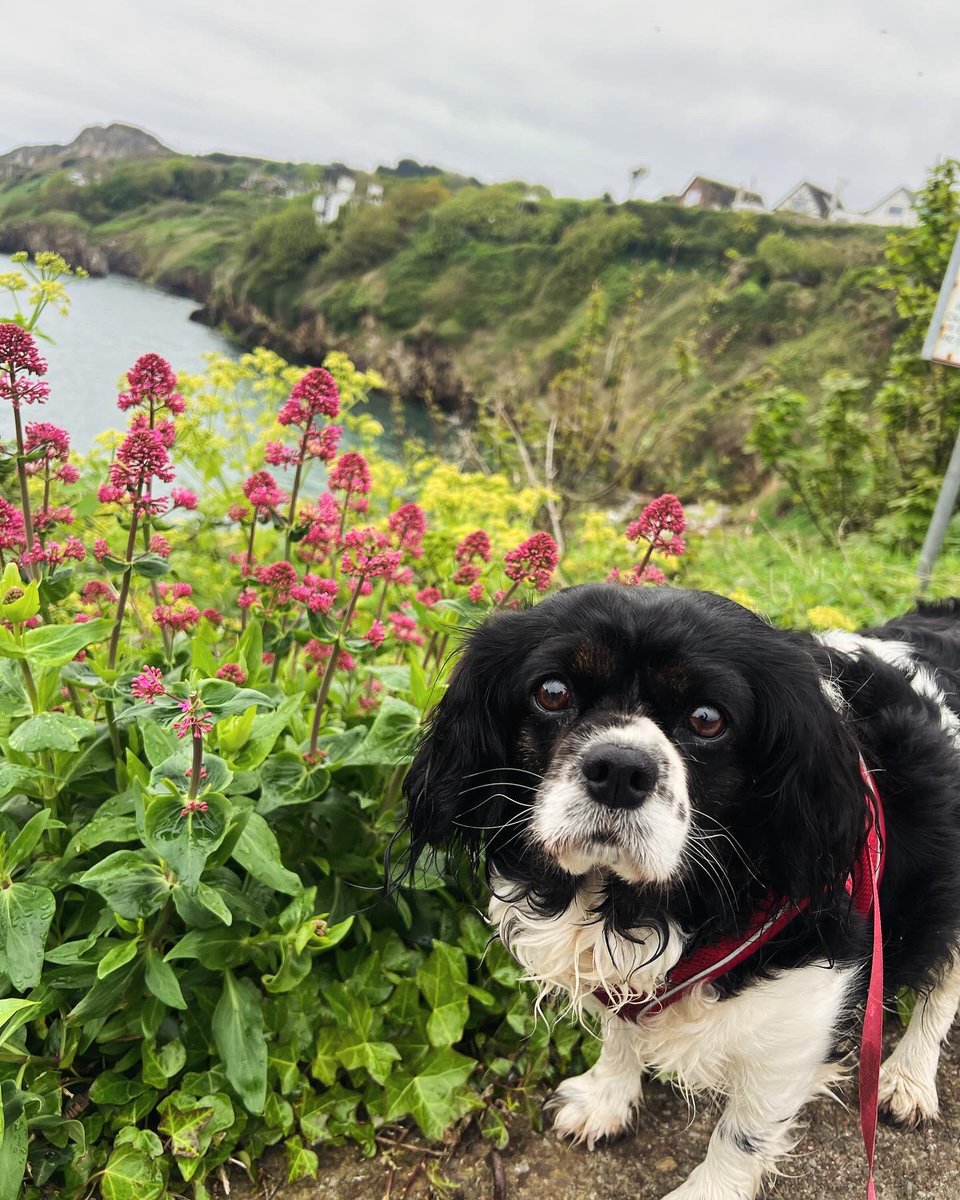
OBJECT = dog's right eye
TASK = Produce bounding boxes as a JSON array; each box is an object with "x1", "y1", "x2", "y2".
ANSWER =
[{"x1": 535, "y1": 679, "x2": 572, "y2": 712}]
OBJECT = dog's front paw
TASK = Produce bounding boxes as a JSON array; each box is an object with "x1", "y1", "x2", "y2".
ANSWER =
[
  {"x1": 878, "y1": 1060, "x2": 939, "y2": 1128},
  {"x1": 546, "y1": 1071, "x2": 637, "y2": 1149}
]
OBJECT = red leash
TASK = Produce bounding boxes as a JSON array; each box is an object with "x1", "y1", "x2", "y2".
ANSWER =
[{"x1": 595, "y1": 755, "x2": 886, "y2": 1199}]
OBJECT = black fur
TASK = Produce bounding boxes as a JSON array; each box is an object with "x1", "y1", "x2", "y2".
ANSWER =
[{"x1": 402, "y1": 584, "x2": 960, "y2": 1007}]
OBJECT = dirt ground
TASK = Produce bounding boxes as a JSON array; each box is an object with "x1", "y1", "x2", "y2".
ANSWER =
[{"x1": 234, "y1": 1018, "x2": 960, "y2": 1200}]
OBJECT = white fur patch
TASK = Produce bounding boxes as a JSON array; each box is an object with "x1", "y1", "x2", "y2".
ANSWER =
[{"x1": 531, "y1": 717, "x2": 691, "y2": 885}]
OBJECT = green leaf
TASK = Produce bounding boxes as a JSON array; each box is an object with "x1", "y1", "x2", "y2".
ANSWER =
[
  {"x1": 236, "y1": 621, "x2": 263, "y2": 683},
  {"x1": 157, "y1": 1091, "x2": 234, "y2": 1179},
  {"x1": 0, "y1": 998, "x2": 38, "y2": 1048},
  {"x1": 139, "y1": 722, "x2": 181, "y2": 768},
  {"x1": 0, "y1": 1109, "x2": 28, "y2": 1200},
  {"x1": 0, "y1": 764, "x2": 42, "y2": 801},
  {"x1": 142, "y1": 791, "x2": 231, "y2": 890},
  {"x1": 8, "y1": 712, "x2": 96, "y2": 753},
  {"x1": 193, "y1": 881, "x2": 233, "y2": 926},
  {"x1": 336, "y1": 1035, "x2": 400, "y2": 1086},
  {"x1": 256, "y1": 752, "x2": 322, "y2": 815},
  {"x1": 78, "y1": 851, "x2": 173, "y2": 919},
  {"x1": 149, "y1": 752, "x2": 233, "y2": 797},
  {"x1": 97, "y1": 939, "x2": 140, "y2": 980},
  {"x1": 131, "y1": 554, "x2": 171, "y2": 579},
  {"x1": 22, "y1": 617, "x2": 113, "y2": 668},
  {"x1": 345, "y1": 697, "x2": 421, "y2": 766},
  {"x1": 384, "y1": 1047, "x2": 477, "y2": 1139},
  {"x1": 100, "y1": 1145, "x2": 163, "y2": 1200},
  {"x1": 416, "y1": 942, "x2": 470, "y2": 1047},
  {"x1": 231, "y1": 813, "x2": 302, "y2": 896},
  {"x1": 145, "y1": 946, "x2": 187, "y2": 1009},
  {"x1": 4, "y1": 808, "x2": 50, "y2": 871},
  {"x1": 212, "y1": 973, "x2": 267, "y2": 1114},
  {"x1": 0, "y1": 881, "x2": 56, "y2": 991},
  {"x1": 284, "y1": 1137, "x2": 318, "y2": 1182},
  {"x1": 165, "y1": 925, "x2": 251, "y2": 970},
  {"x1": 89, "y1": 1072, "x2": 152, "y2": 1107}
]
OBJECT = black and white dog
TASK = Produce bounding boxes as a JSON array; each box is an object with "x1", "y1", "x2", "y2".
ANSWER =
[{"x1": 403, "y1": 584, "x2": 960, "y2": 1200}]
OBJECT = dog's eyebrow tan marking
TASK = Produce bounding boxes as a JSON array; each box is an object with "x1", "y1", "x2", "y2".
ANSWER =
[
  {"x1": 652, "y1": 661, "x2": 692, "y2": 691},
  {"x1": 570, "y1": 641, "x2": 616, "y2": 677}
]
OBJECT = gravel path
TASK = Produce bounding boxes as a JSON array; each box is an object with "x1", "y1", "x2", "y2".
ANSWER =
[{"x1": 235, "y1": 1019, "x2": 960, "y2": 1200}]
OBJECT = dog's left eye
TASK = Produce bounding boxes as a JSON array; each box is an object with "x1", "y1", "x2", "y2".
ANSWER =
[
  {"x1": 535, "y1": 679, "x2": 572, "y2": 712},
  {"x1": 687, "y1": 704, "x2": 726, "y2": 738}
]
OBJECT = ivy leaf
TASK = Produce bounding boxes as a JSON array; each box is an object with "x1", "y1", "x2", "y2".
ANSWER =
[
  {"x1": 142, "y1": 791, "x2": 231, "y2": 890},
  {"x1": 336, "y1": 1035, "x2": 401, "y2": 1086},
  {"x1": 231, "y1": 813, "x2": 302, "y2": 896},
  {"x1": 100, "y1": 1144, "x2": 164, "y2": 1200},
  {"x1": 416, "y1": 942, "x2": 470, "y2": 1047},
  {"x1": 384, "y1": 1047, "x2": 477, "y2": 1139},
  {"x1": 212, "y1": 972, "x2": 267, "y2": 1114},
  {"x1": 284, "y1": 1137, "x2": 318, "y2": 1182},
  {"x1": 0, "y1": 881, "x2": 56, "y2": 991}
]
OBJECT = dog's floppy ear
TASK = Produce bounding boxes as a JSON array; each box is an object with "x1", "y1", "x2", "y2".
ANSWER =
[
  {"x1": 746, "y1": 637, "x2": 865, "y2": 904},
  {"x1": 402, "y1": 615, "x2": 519, "y2": 867}
]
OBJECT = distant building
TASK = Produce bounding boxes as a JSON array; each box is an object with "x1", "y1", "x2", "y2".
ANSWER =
[
  {"x1": 365, "y1": 182, "x2": 384, "y2": 206},
  {"x1": 672, "y1": 175, "x2": 765, "y2": 212},
  {"x1": 858, "y1": 185, "x2": 918, "y2": 227},
  {"x1": 313, "y1": 174, "x2": 357, "y2": 225},
  {"x1": 517, "y1": 191, "x2": 542, "y2": 213},
  {"x1": 775, "y1": 180, "x2": 841, "y2": 220}
]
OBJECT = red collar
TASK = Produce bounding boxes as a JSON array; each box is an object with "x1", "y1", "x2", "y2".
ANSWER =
[
  {"x1": 593, "y1": 754, "x2": 886, "y2": 1200},
  {"x1": 594, "y1": 754, "x2": 885, "y2": 1022}
]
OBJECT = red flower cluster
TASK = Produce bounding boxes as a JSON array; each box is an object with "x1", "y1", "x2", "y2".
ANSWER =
[
  {"x1": 329, "y1": 453, "x2": 372, "y2": 507},
  {"x1": 216, "y1": 663, "x2": 247, "y2": 684},
  {"x1": 242, "y1": 471, "x2": 287, "y2": 515},
  {"x1": 279, "y1": 367, "x2": 341, "y2": 425},
  {"x1": 118, "y1": 353, "x2": 185, "y2": 415},
  {"x1": 0, "y1": 324, "x2": 50, "y2": 408},
  {"x1": 340, "y1": 526, "x2": 403, "y2": 580},
  {"x1": 627, "y1": 494, "x2": 687, "y2": 556},
  {"x1": 131, "y1": 665, "x2": 167, "y2": 703},
  {"x1": 0, "y1": 499, "x2": 26, "y2": 553},
  {"x1": 109, "y1": 428, "x2": 175, "y2": 496},
  {"x1": 453, "y1": 529, "x2": 491, "y2": 585},
  {"x1": 388, "y1": 503, "x2": 427, "y2": 556},
  {"x1": 504, "y1": 532, "x2": 559, "y2": 592},
  {"x1": 151, "y1": 581, "x2": 201, "y2": 632}
]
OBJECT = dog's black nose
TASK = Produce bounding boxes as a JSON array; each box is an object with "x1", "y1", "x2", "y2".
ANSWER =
[{"x1": 580, "y1": 743, "x2": 659, "y2": 809}]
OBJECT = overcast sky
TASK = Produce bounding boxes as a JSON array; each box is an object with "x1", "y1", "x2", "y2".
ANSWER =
[{"x1": 2, "y1": 0, "x2": 957, "y2": 210}]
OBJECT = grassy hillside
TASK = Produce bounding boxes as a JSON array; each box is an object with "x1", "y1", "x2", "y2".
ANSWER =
[{"x1": 0, "y1": 151, "x2": 896, "y2": 496}]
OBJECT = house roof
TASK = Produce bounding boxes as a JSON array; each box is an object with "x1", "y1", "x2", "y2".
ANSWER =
[
  {"x1": 775, "y1": 180, "x2": 841, "y2": 218},
  {"x1": 678, "y1": 174, "x2": 764, "y2": 208},
  {"x1": 863, "y1": 185, "x2": 915, "y2": 214}
]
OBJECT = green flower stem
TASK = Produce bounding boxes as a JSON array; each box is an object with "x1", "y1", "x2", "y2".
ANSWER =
[
  {"x1": 308, "y1": 575, "x2": 365, "y2": 756},
  {"x1": 107, "y1": 489, "x2": 145, "y2": 672},
  {"x1": 187, "y1": 732, "x2": 204, "y2": 802},
  {"x1": 283, "y1": 425, "x2": 313, "y2": 561},
  {"x1": 494, "y1": 580, "x2": 520, "y2": 609},
  {"x1": 240, "y1": 518, "x2": 257, "y2": 633},
  {"x1": 11, "y1": 393, "x2": 38, "y2": 579}
]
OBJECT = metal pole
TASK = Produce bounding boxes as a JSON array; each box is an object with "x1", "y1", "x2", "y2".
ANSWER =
[{"x1": 917, "y1": 426, "x2": 960, "y2": 591}]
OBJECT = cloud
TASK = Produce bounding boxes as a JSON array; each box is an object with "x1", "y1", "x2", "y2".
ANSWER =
[{"x1": 1, "y1": 0, "x2": 957, "y2": 208}]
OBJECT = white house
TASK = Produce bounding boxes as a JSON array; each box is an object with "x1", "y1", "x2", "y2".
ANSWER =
[
  {"x1": 365, "y1": 182, "x2": 384, "y2": 206},
  {"x1": 775, "y1": 181, "x2": 841, "y2": 220},
  {"x1": 313, "y1": 174, "x2": 357, "y2": 225},
  {"x1": 674, "y1": 175, "x2": 765, "y2": 212},
  {"x1": 859, "y1": 186, "x2": 918, "y2": 227}
]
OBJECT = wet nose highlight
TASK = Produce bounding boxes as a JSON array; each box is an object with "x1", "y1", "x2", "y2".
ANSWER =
[{"x1": 580, "y1": 743, "x2": 659, "y2": 810}]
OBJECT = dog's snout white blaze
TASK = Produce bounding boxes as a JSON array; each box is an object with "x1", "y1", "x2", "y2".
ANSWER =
[{"x1": 532, "y1": 717, "x2": 690, "y2": 884}]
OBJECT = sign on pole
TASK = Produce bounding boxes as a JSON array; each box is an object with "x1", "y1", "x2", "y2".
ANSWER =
[{"x1": 918, "y1": 228, "x2": 960, "y2": 588}]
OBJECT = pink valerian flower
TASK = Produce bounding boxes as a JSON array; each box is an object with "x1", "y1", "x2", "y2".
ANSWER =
[
  {"x1": 388, "y1": 503, "x2": 427, "y2": 556},
  {"x1": 503, "y1": 532, "x2": 559, "y2": 592},
  {"x1": 264, "y1": 442, "x2": 299, "y2": 468},
  {"x1": 170, "y1": 487, "x2": 198, "y2": 510},
  {"x1": 607, "y1": 564, "x2": 667, "y2": 587},
  {"x1": 23, "y1": 422, "x2": 71, "y2": 475},
  {"x1": 303, "y1": 641, "x2": 356, "y2": 673},
  {"x1": 416, "y1": 586, "x2": 442, "y2": 608},
  {"x1": 93, "y1": 538, "x2": 111, "y2": 562},
  {"x1": 468, "y1": 582, "x2": 485, "y2": 605},
  {"x1": 297, "y1": 493, "x2": 342, "y2": 561},
  {"x1": 340, "y1": 526, "x2": 403, "y2": 581},
  {"x1": 254, "y1": 560, "x2": 299, "y2": 604},
  {"x1": 0, "y1": 499, "x2": 26, "y2": 553},
  {"x1": 97, "y1": 483, "x2": 127, "y2": 505},
  {"x1": 364, "y1": 619, "x2": 386, "y2": 648},
  {"x1": 452, "y1": 563, "x2": 481, "y2": 586},
  {"x1": 58, "y1": 463, "x2": 80, "y2": 484},
  {"x1": 117, "y1": 353, "x2": 185, "y2": 415},
  {"x1": 228, "y1": 502, "x2": 251, "y2": 523},
  {"x1": 237, "y1": 587, "x2": 260, "y2": 610},
  {"x1": 128, "y1": 411, "x2": 176, "y2": 449},
  {"x1": 81, "y1": 580, "x2": 115, "y2": 605},
  {"x1": 388, "y1": 611, "x2": 425, "y2": 646},
  {"x1": 0, "y1": 324, "x2": 51, "y2": 408},
  {"x1": 278, "y1": 366, "x2": 341, "y2": 426},
  {"x1": 42, "y1": 538, "x2": 86, "y2": 569},
  {"x1": 329, "y1": 452, "x2": 372, "y2": 497},
  {"x1": 242, "y1": 470, "x2": 287, "y2": 514},
  {"x1": 131, "y1": 665, "x2": 166, "y2": 703},
  {"x1": 172, "y1": 698, "x2": 214, "y2": 740},
  {"x1": 455, "y1": 530, "x2": 491, "y2": 565},
  {"x1": 265, "y1": 426, "x2": 343, "y2": 469},
  {"x1": 626, "y1": 493, "x2": 687, "y2": 556},
  {"x1": 180, "y1": 799, "x2": 209, "y2": 817},
  {"x1": 202, "y1": 608, "x2": 224, "y2": 625},
  {"x1": 216, "y1": 662, "x2": 248, "y2": 684},
  {"x1": 291, "y1": 574, "x2": 339, "y2": 614},
  {"x1": 109, "y1": 428, "x2": 175, "y2": 494},
  {"x1": 33, "y1": 504, "x2": 74, "y2": 533},
  {"x1": 359, "y1": 678, "x2": 383, "y2": 713},
  {"x1": 152, "y1": 581, "x2": 200, "y2": 632},
  {"x1": 149, "y1": 534, "x2": 172, "y2": 558}
]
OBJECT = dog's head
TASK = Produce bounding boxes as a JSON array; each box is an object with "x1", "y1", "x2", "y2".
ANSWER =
[{"x1": 404, "y1": 584, "x2": 865, "y2": 911}]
